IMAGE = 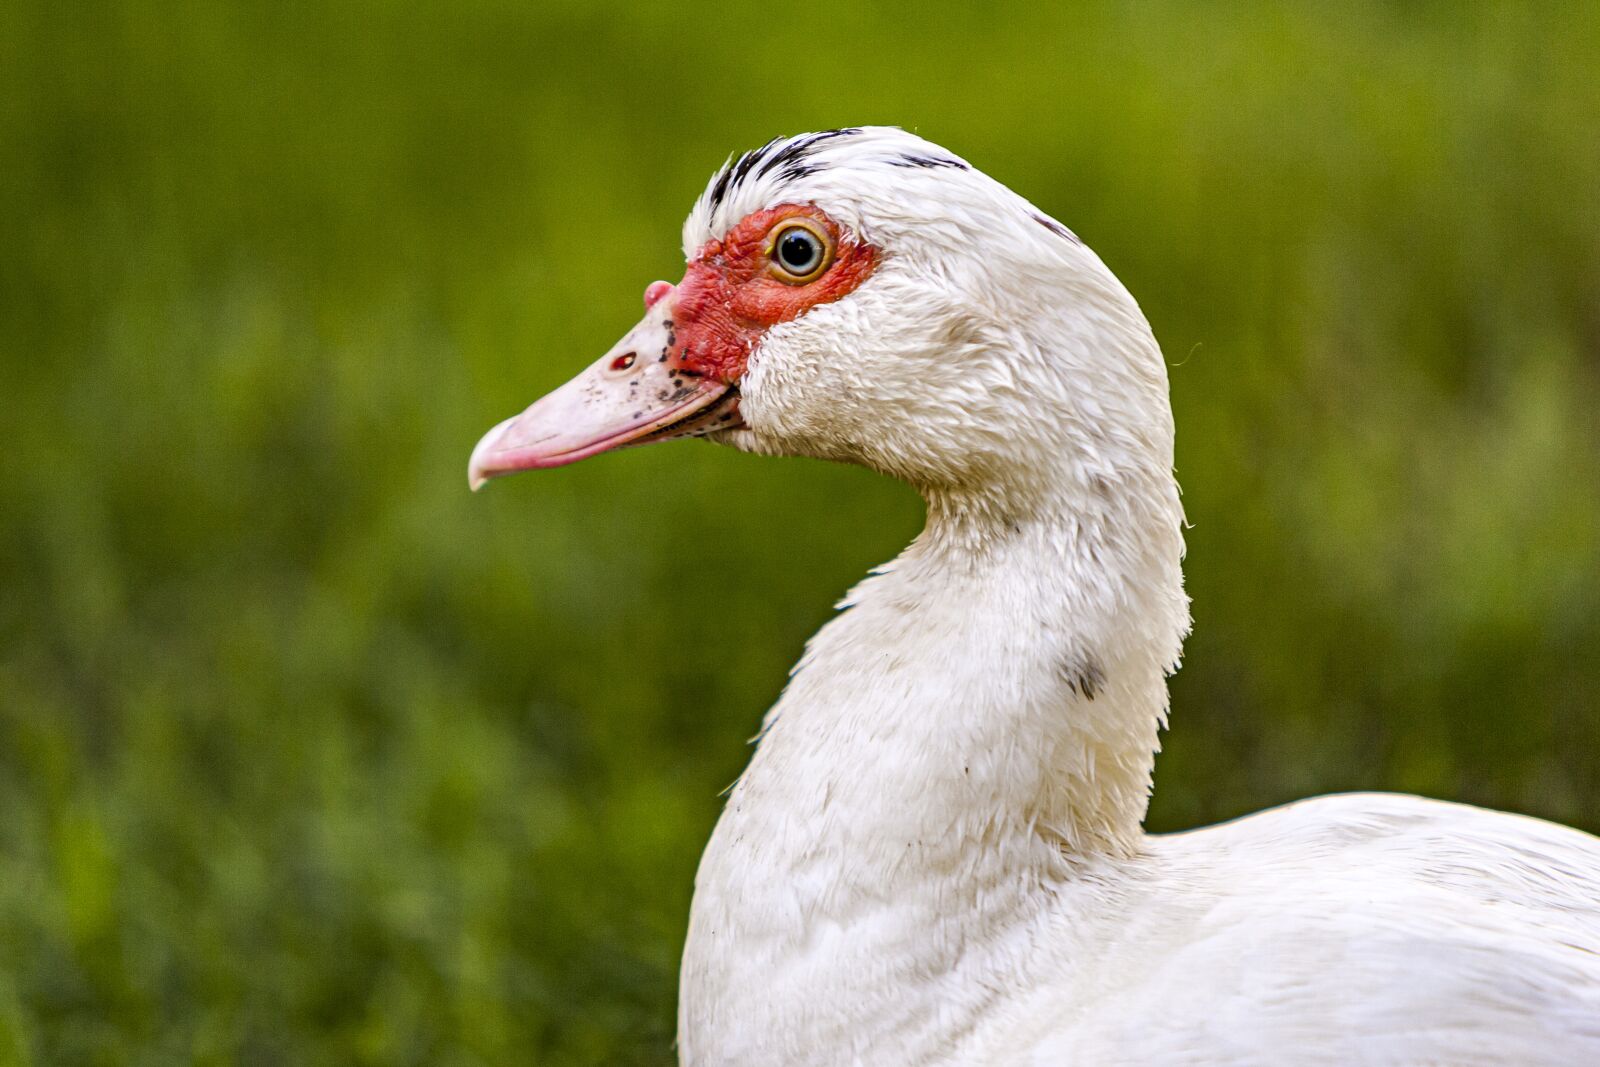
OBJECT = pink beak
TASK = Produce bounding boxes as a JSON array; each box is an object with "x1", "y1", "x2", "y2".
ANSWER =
[{"x1": 468, "y1": 282, "x2": 740, "y2": 490}]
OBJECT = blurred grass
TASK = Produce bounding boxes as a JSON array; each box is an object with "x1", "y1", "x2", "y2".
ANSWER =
[{"x1": 2, "y1": 1, "x2": 1598, "y2": 1063}]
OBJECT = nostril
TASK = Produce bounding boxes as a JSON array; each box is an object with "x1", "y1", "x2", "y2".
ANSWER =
[{"x1": 610, "y1": 353, "x2": 637, "y2": 372}]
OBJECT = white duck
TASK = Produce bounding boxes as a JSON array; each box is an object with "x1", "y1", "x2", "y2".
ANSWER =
[{"x1": 470, "y1": 127, "x2": 1600, "y2": 1066}]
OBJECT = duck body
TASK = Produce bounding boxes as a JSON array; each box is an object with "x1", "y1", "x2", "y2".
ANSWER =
[
  {"x1": 679, "y1": 509, "x2": 1600, "y2": 1067},
  {"x1": 691, "y1": 785, "x2": 1600, "y2": 1066},
  {"x1": 470, "y1": 127, "x2": 1600, "y2": 1065}
]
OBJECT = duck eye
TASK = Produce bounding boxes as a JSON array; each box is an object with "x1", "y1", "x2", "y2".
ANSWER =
[
  {"x1": 777, "y1": 229, "x2": 821, "y2": 273},
  {"x1": 767, "y1": 221, "x2": 833, "y2": 284}
]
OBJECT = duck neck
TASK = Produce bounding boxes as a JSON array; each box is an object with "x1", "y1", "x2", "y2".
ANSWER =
[
  {"x1": 680, "y1": 461, "x2": 1187, "y2": 1057},
  {"x1": 739, "y1": 463, "x2": 1188, "y2": 865},
  {"x1": 884, "y1": 469, "x2": 1188, "y2": 857}
]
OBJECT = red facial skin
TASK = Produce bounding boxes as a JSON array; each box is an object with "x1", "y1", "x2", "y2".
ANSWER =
[{"x1": 667, "y1": 205, "x2": 878, "y2": 383}]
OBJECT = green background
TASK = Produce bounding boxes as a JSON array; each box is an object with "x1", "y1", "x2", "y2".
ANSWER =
[{"x1": 4, "y1": 2, "x2": 1598, "y2": 1063}]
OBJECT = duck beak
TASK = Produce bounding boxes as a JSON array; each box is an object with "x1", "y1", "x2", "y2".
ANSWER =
[{"x1": 468, "y1": 284, "x2": 740, "y2": 490}]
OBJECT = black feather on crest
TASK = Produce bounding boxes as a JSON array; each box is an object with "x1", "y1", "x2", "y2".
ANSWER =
[
  {"x1": 706, "y1": 128, "x2": 865, "y2": 210},
  {"x1": 1032, "y1": 213, "x2": 1083, "y2": 246},
  {"x1": 887, "y1": 153, "x2": 968, "y2": 171}
]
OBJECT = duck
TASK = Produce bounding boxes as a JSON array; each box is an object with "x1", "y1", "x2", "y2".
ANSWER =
[{"x1": 468, "y1": 127, "x2": 1600, "y2": 1066}]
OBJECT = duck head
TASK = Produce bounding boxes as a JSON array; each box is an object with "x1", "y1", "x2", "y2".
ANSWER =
[{"x1": 469, "y1": 126, "x2": 1172, "y2": 506}]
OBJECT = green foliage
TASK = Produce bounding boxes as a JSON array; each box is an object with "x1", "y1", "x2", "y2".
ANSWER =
[{"x1": 2, "y1": 1, "x2": 1597, "y2": 1062}]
